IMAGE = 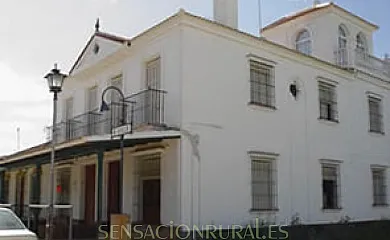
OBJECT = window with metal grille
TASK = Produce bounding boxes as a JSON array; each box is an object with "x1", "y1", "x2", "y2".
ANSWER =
[
  {"x1": 368, "y1": 97, "x2": 384, "y2": 133},
  {"x1": 249, "y1": 60, "x2": 275, "y2": 108},
  {"x1": 319, "y1": 82, "x2": 338, "y2": 122},
  {"x1": 251, "y1": 155, "x2": 277, "y2": 211},
  {"x1": 322, "y1": 163, "x2": 340, "y2": 209},
  {"x1": 372, "y1": 168, "x2": 387, "y2": 206},
  {"x1": 56, "y1": 167, "x2": 71, "y2": 205}
]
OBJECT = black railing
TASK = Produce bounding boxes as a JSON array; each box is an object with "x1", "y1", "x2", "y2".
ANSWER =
[
  {"x1": 46, "y1": 89, "x2": 166, "y2": 143},
  {"x1": 126, "y1": 88, "x2": 166, "y2": 127}
]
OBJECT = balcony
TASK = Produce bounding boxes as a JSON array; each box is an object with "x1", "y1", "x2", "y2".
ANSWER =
[
  {"x1": 46, "y1": 89, "x2": 167, "y2": 143},
  {"x1": 334, "y1": 48, "x2": 390, "y2": 79}
]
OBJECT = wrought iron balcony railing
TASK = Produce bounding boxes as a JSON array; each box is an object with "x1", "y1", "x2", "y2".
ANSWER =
[
  {"x1": 46, "y1": 89, "x2": 166, "y2": 143},
  {"x1": 334, "y1": 48, "x2": 390, "y2": 78}
]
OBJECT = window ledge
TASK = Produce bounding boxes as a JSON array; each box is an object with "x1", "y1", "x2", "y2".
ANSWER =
[
  {"x1": 248, "y1": 102, "x2": 277, "y2": 112},
  {"x1": 369, "y1": 131, "x2": 385, "y2": 136},
  {"x1": 372, "y1": 204, "x2": 388, "y2": 208},
  {"x1": 322, "y1": 207, "x2": 342, "y2": 213},
  {"x1": 318, "y1": 118, "x2": 339, "y2": 125},
  {"x1": 250, "y1": 208, "x2": 279, "y2": 213}
]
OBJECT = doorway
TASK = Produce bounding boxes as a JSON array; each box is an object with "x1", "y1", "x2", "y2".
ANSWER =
[
  {"x1": 142, "y1": 179, "x2": 161, "y2": 224},
  {"x1": 15, "y1": 172, "x2": 25, "y2": 218},
  {"x1": 84, "y1": 164, "x2": 96, "y2": 224},
  {"x1": 107, "y1": 161, "x2": 120, "y2": 218}
]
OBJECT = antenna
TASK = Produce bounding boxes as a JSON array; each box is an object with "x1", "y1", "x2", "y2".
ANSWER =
[
  {"x1": 258, "y1": 0, "x2": 262, "y2": 37},
  {"x1": 17, "y1": 127, "x2": 20, "y2": 151}
]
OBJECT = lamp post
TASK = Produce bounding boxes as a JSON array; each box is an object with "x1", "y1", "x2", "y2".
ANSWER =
[
  {"x1": 45, "y1": 64, "x2": 67, "y2": 240},
  {"x1": 100, "y1": 86, "x2": 130, "y2": 214}
]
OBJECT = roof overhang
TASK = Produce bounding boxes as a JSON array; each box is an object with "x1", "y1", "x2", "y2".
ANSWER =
[{"x1": 0, "y1": 130, "x2": 181, "y2": 169}]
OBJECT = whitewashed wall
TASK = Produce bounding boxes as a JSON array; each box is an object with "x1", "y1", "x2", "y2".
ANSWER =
[{"x1": 179, "y1": 20, "x2": 390, "y2": 227}]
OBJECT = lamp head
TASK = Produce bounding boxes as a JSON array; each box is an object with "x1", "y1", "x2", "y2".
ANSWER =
[
  {"x1": 100, "y1": 100, "x2": 110, "y2": 112},
  {"x1": 45, "y1": 64, "x2": 67, "y2": 93}
]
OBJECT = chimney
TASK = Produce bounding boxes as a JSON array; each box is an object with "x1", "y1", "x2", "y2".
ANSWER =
[
  {"x1": 213, "y1": 0, "x2": 238, "y2": 29},
  {"x1": 313, "y1": 0, "x2": 321, "y2": 6}
]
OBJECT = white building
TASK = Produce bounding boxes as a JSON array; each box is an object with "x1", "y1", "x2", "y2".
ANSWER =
[{"x1": 0, "y1": 0, "x2": 390, "y2": 232}]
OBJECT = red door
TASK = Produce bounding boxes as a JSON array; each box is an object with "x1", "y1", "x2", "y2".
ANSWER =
[
  {"x1": 84, "y1": 165, "x2": 96, "y2": 224},
  {"x1": 107, "y1": 161, "x2": 120, "y2": 219},
  {"x1": 142, "y1": 179, "x2": 161, "y2": 224}
]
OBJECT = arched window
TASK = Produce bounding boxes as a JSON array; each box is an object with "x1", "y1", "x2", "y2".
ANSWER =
[
  {"x1": 338, "y1": 25, "x2": 348, "y2": 49},
  {"x1": 356, "y1": 33, "x2": 367, "y2": 53},
  {"x1": 337, "y1": 25, "x2": 349, "y2": 66},
  {"x1": 295, "y1": 30, "x2": 312, "y2": 55}
]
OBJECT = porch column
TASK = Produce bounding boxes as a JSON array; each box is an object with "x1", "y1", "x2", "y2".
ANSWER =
[
  {"x1": 97, "y1": 150, "x2": 104, "y2": 223},
  {"x1": 0, "y1": 170, "x2": 4, "y2": 203}
]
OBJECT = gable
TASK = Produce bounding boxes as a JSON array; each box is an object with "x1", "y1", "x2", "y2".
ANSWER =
[{"x1": 71, "y1": 35, "x2": 123, "y2": 75}]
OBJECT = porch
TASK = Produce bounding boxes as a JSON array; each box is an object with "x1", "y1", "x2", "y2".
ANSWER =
[{"x1": 0, "y1": 131, "x2": 181, "y2": 239}]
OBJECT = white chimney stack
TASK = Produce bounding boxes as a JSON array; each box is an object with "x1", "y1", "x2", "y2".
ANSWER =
[
  {"x1": 213, "y1": 0, "x2": 238, "y2": 29},
  {"x1": 313, "y1": 0, "x2": 321, "y2": 6}
]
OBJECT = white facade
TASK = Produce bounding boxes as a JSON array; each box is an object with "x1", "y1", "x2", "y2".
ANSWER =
[{"x1": 2, "y1": 2, "x2": 390, "y2": 229}]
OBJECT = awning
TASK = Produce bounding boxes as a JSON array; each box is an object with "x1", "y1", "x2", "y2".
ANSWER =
[{"x1": 0, "y1": 130, "x2": 181, "y2": 169}]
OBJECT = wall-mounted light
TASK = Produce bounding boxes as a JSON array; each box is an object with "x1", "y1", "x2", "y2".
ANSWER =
[{"x1": 289, "y1": 81, "x2": 300, "y2": 99}]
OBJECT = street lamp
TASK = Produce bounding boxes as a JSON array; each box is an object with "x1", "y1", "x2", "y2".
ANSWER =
[
  {"x1": 45, "y1": 63, "x2": 67, "y2": 240},
  {"x1": 100, "y1": 86, "x2": 129, "y2": 214}
]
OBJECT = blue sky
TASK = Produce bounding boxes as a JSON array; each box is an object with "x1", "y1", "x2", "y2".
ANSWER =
[{"x1": 0, "y1": 0, "x2": 388, "y2": 154}]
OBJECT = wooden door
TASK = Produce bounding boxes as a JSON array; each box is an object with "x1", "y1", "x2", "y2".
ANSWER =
[
  {"x1": 107, "y1": 161, "x2": 120, "y2": 218},
  {"x1": 84, "y1": 164, "x2": 96, "y2": 224},
  {"x1": 142, "y1": 179, "x2": 160, "y2": 224}
]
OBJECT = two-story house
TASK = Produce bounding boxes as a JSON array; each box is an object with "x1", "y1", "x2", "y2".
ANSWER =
[{"x1": 0, "y1": 0, "x2": 389, "y2": 234}]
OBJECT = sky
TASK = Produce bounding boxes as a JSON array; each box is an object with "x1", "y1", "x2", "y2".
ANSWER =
[{"x1": 0, "y1": 0, "x2": 389, "y2": 155}]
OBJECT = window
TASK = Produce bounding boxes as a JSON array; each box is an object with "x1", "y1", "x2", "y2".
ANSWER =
[
  {"x1": 338, "y1": 25, "x2": 348, "y2": 49},
  {"x1": 337, "y1": 25, "x2": 348, "y2": 66},
  {"x1": 110, "y1": 75, "x2": 124, "y2": 128},
  {"x1": 249, "y1": 60, "x2": 275, "y2": 108},
  {"x1": 250, "y1": 154, "x2": 277, "y2": 211},
  {"x1": 87, "y1": 86, "x2": 98, "y2": 135},
  {"x1": 65, "y1": 97, "x2": 74, "y2": 140},
  {"x1": 321, "y1": 163, "x2": 340, "y2": 209},
  {"x1": 295, "y1": 30, "x2": 312, "y2": 55},
  {"x1": 356, "y1": 33, "x2": 367, "y2": 53},
  {"x1": 0, "y1": 209, "x2": 26, "y2": 230},
  {"x1": 319, "y1": 82, "x2": 338, "y2": 122},
  {"x1": 368, "y1": 96, "x2": 383, "y2": 133},
  {"x1": 372, "y1": 167, "x2": 387, "y2": 206},
  {"x1": 145, "y1": 58, "x2": 162, "y2": 124},
  {"x1": 56, "y1": 167, "x2": 71, "y2": 205},
  {"x1": 146, "y1": 58, "x2": 161, "y2": 90}
]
